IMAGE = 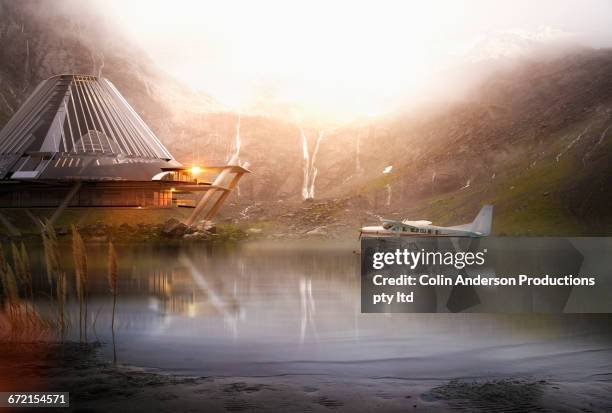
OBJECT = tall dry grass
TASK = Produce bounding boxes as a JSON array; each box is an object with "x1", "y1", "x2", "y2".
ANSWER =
[
  {"x1": 42, "y1": 220, "x2": 69, "y2": 342},
  {"x1": 11, "y1": 242, "x2": 33, "y2": 316},
  {"x1": 0, "y1": 222, "x2": 124, "y2": 351},
  {"x1": 0, "y1": 245, "x2": 19, "y2": 320},
  {"x1": 71, "y1": 225, "x2": 88, "y2": 342},
  {"x1": 107, "y1": 240, "x2": 118, "y2": 363},
  {"x1": 42, "y1": 221, "x2": 59, "y2": 288},
  {"x1": 0, "y1": 244, "x2": 52, "y2": 342}
]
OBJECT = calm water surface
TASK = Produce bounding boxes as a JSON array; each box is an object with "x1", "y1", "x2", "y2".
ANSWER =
[{"x1": 28, "y1": 241, "x2": 612, "y2": 380}]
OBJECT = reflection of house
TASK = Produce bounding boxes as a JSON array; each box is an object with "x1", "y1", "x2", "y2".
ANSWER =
[
  {"x1": 0, "y1": 74, "x2": 249, "y2": 224},
  {"x1": 148, "y1": 267, "x2": 241, "y2": 318}
]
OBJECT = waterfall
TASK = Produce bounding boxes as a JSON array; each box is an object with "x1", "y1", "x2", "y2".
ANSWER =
[
  {"x1": 383, "y1": 165, "x2": 393, "y2": 206},
  {"x1": 301, "y1": 129, "x2": 325, "y2": 200},
  {"x1": 301, "y1": 128, "x2": 310, "y2": 200},
  {"x1": 230, "y1": 116, "x2": 242, "y2": 196},
  {"x1": 233, "y1": 115, "x2": 241, "y2": 158},
  {"x1": 556, "y1": 125, "x2": 589, "y2": 162},
  {"x1": 583, "y1": 122, "x2": 611, "y2": 164},
  {"x1": 595, "y1": 123, "x2": 612, "y2": 147}
]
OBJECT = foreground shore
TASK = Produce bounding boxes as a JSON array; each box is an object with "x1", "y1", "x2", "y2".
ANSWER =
[{"x1": 1, "y1": 342, "x2": 610, "y2": 412}]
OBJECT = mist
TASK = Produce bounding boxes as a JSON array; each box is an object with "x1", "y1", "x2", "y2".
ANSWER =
[
  {"x1": 16, "y1": 0, "x2": 606, "y2": 122},
  {"x1": 80, "y1": 0, "x2": 612, "y2": 119}
]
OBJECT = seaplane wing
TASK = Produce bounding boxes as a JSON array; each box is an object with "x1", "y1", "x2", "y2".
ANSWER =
[
  {"x1": 361, "y1": 205, "x2": 493, "y2": 238},
  {"x1": 402, "y1": 220, "x2": 432, "y2": 226}
]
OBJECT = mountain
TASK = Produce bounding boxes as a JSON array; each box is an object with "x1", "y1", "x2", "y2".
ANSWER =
[
  {"x1": 305, "y1": 49, "x2": 612, "y2": 235},
  {"x1": 1, "y1": 0, "x2": 611, "y2": 236},
  {"x1": 461, "y1": 27, "x2": 577, "y2": 62},
  {"x1": 0, "y1": 0, "x2": 307, "y2": 202},
  {"x1": 0, "y1": 0, "x2": 223, "y2": 153}
]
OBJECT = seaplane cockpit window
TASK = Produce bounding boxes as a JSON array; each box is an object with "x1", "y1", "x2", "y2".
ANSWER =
[{"x1": 382, "y1": 222, "x2": 393, "y2": 229}]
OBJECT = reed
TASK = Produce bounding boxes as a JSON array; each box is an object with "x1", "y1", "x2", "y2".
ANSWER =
[
  {"x1": 0, "y1": 253, "x2": 19, "y2": 322},
  {"x1": 42, "y1": 220, "x2": 68, "y2": 341},
  {"x1": 0, "y1": 243, "x2": 55, "y2": 342},
  {"x1": 107, "y1": 240, "x2": 118, "y2": 363},
  {"x1": 56, "y1": 271, "x2": 68, "y2": 342},
  {"x1": 42, "y1": 220, "x2": 60, "y2": 289},
  {"x1": 20, "y1": 242, "x2": 33, "y2": 306},
  {"x1": 71, "y1": 225, "x2": 88, "y2": 342},
  {"x1": 11, "y1": 242, "x2": 33, "y2": 317}
]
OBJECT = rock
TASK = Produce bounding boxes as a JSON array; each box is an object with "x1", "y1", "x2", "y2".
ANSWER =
[
  {"x1": 183, "y1": 232, "x2": 208, "y2": 241},
  {"x1": 162, "y1": 218, "x2": 188, "y2": 237},
  {"x1": 195, "y1": 220, "x2": 216, "y2": 233},
  {"x1": 119, "y1": 223, "x2": 133, "y2": 232},
  {"x1": 542, "y1": 191, "x2": 550, "y2": 196}
]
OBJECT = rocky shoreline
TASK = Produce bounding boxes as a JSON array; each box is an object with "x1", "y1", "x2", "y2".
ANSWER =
[{"x1": 0, "y1": 218, "x2": 248, "y2": 244}]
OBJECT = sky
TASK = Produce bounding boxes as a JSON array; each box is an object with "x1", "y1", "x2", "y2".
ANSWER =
[{"x1": 90, "y1": 0, "x2": 612, "y2": 119}]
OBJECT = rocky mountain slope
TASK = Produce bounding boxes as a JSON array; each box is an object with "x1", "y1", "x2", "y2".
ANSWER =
[{"x1": 1, "y1": 0, "x2": 611, "y2": 236}]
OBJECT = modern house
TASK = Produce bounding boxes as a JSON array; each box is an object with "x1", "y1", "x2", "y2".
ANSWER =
[{"x1": 0, "y1": 74, "x2": 248, "y2": 228}]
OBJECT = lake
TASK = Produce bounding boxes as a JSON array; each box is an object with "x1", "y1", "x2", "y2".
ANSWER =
[{"x1": 23, "y1": 240, "x2": 612, "y2": 381}]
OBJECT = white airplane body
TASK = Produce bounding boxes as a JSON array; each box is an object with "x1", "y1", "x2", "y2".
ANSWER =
[{"x1": 361, "y1": 205, "x2": 493, "y2": 238}]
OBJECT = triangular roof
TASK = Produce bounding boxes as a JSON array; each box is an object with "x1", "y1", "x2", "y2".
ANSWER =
[{"x1": 0, "y1": 74, "x2": 181, "y2": 180}]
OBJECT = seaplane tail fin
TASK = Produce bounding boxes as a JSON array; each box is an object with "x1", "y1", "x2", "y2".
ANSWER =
[{"x1": 471, "y1": 205, "x2": 493, "y2": 236}]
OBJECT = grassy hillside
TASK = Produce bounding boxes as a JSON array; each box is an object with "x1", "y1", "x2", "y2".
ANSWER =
[{"x1": 385, "y1": 121, "x2": 612, "y2": 236}]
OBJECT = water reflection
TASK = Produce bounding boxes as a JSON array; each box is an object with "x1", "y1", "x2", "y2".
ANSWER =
[
  {"x1": 15, "y1": 241, "x2": 612, "y2": 378},
  {"x1": 299, "y1": 278, "x2": 318, "y2": 344}
]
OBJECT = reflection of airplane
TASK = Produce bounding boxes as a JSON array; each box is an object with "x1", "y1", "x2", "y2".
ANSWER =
[{"x1": 360, "y1": 205, "x2": 493, "y2": 238}]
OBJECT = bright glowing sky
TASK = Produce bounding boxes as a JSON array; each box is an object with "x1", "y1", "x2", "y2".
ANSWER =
[{"x1": 94, "y1": 0, "x2": 612, "y2": 118}]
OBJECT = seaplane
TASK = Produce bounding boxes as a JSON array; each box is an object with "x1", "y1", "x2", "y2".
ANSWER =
[{"x1": 360, "y1": 205, "x2": 493, "y2": 238}]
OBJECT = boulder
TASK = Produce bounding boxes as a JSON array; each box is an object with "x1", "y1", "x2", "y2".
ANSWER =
[
  {"x1": 162, "y1": 218, "x2": 188, "y2": 237},
  {"x1": 183, "y1": 232, "x2": 208, "y2": 241},
  {"x1": 119, "y1": 223, "x2": 133, "y2": 232},
  {"x1": 195, "y1": 220, "x2": 216, "y2": 233}
]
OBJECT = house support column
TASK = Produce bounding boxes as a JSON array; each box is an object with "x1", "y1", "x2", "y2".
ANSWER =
[{"x1": 185, "y1": 154, "x2": 247, "y2": 226}]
